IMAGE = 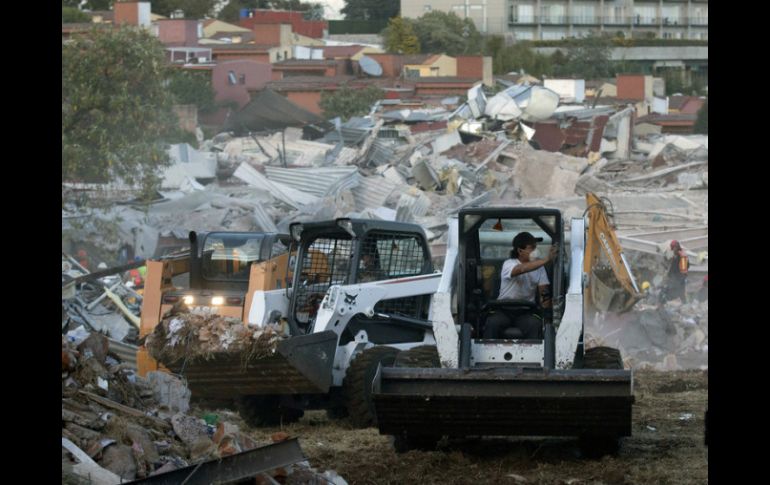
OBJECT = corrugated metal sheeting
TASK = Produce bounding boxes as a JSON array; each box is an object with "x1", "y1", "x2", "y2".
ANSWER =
[
  {"x1": 351, "y1": 175, "x2": 401, "y2": 211},
  {"x1": 264, "y1": 166, "x2": 361, "y2": 198}
]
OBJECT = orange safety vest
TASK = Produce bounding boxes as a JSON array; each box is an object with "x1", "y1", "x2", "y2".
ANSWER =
[
  {"x1": 678, "y1": 253, "x2": 689, "y2": 274},
  {"x1": 129, "y1": 268, "x2": 143, "y2": 286}
]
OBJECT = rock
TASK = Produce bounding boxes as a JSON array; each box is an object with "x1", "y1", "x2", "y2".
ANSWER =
[
  {"x1": 77, "y1": 332, "x2": 109, "y2": 365},
  {"x1": 127, "y1": 425, "x2": 161, "y2": 465},
  {"x1": 507, "y1": 473, "x2": 528, "y2": 483},
  {"x1": 189, "y1": 437, "x2": 217, "y2": 462},
  {"x1": 171, "y1": 413, "x2": 210, "y2": 448},
  {"x1": 146, "y1": 371, "x2": 191, "y2": 414},
  {"x1": 100, "y1": 444, "x2": 137, "y2": 481}
]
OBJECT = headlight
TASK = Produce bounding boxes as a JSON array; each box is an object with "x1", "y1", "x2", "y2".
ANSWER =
[
  {"x1": 211, "y1": 296, "x2": 225, "y2": 306},
  {"x1": 183, "y1": 295, "x2": 195, "y2": 305}
]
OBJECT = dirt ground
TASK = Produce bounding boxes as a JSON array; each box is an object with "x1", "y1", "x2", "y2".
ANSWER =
[{"x1": 194, "y1": 369, "x2": 708, "y2": 485}]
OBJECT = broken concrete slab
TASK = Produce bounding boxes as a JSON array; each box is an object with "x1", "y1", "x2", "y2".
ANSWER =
[
  {"x1": 146, "y1": 371, "x2": 191, "y2": 414},
  {"x1": 411, "y1": 159, "x2": 442, "y2": 191},
  {"x1": 432, "y1": 130, "x2": 463, "y2": 154}
]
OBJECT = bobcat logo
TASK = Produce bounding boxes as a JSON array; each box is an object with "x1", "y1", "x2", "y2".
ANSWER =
[{"x1": 344, "y1": 292, "x2": 358, "y2": 304}]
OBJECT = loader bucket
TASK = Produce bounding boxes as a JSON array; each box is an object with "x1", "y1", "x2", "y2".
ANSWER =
[
  {"x1": 164, "y1": 330, "x2": 339, "y2": 399},
  {"x1": 373, "y1": 366, "x2": 634, "y2": 438}
]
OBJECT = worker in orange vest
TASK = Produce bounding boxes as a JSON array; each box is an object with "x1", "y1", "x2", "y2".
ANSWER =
[
  {"x1": 128, "y1": 256, "x2": 146, "y2": 289},
  {"x1": 662, "y1": 240, "x2": 689, "y2": 303}
]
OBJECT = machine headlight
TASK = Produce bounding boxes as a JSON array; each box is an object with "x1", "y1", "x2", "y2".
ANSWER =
[
  {"x1": 211, "y1": 296, "x2": 225, "y2": 306},
  {"x1": 183, "y1": 295, "x2": 195, "y2": 305}
]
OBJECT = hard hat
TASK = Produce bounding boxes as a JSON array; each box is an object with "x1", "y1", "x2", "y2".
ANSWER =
[
  {"x1": 670, "y1": 240, "x2": 680, "y2": 249},
  {"x1": 641, "y1": 281, "x2": 651, "y2": 291}
]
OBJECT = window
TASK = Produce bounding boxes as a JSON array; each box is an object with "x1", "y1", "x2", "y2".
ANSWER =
[
  {"x1": 515, "y1": 30, "x2": 535, "y2": 40},
  {"x1": 294, "y1": 236, "x2": 353, "y2": 325},
  {"x1": 227, "y1": 71, "x2": 237, "y2": 85},
  {"x1": 201, "y1": 234, "x2": 266, "y2": 281},
  {"x1": 572, "y1": 4, "x2": 596, "y2": 24},
  {"x1": 661, "y1": 5, "x2": 681, "y2": 25},
  {"x1": 541, "y1": 4, "x2": 566, "y2": 24},
  {"x1": 239, "y1": 74, "x2": 246, "y2": 85},
  {"x1": 510, "y1": 3, "x2": 535, "y2": 23},
  {"x1": 633, "y1": 5, "x2": 656, "y2": 24},
  {"x1": 541, "y1": 30, "x2": 566, "y2": 40}
]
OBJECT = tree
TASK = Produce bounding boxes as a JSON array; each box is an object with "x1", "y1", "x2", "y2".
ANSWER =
[
  {"x1": 62, "y1": 0, "x2": 112, "y2": 8},
  {"x1": 693, "y1": 100, "x2": 707, "y2": 134},
  {"x1": 218, "y1": 0, "x2": 323, "y2": 23},
  {"x1": 167, "y1": 69, "x2": 216, "y2": 112},
  {"x1": 62, "y1": 27, "x2": 179, "y2": 198},
  {"x1": 320, "y1": 86, "x2": 384, "y2": 120},
  {"x1": 341, "y1": 0, "x2": 398, "y2": 21},
  {"x1": 559, "y1": 33, "x2": 614, "y2": 79},
  {"x1": 63, "y1": 6, "x2": 91, "y2": 22},
  {"x1": 150, "y1": 0, "x2": 217, "y2": 18},
  {"x1": 493, "y1": 41, "x2": 552, "y2": 77},
  {"x1": 382, "y1": 17, "x2": 420, "y2": 54},
  {"x1": 411, "y1": 11, "x2": 482, "y2": 56}
]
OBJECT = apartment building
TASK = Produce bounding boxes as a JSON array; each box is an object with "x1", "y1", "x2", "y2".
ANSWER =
[{"x1": 401, "y1": 1, "x2": 707, "y2": 41}]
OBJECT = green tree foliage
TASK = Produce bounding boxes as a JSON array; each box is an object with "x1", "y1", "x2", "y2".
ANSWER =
[
  {"x1": 382, "y1": 16, "x2": 420, "y2": 54},
  {"x1": 320, "y1": 86, "x2": 384, "y2": 120},
  {"x1": 62, "y1": 27, "x2": 178, "y2": 196},
  {"x1": 167, "y1": 70, "x2": 216, "y2": 112},
  {"x1": 412, "y1": 11, "x2": 482, "y2": 56},
  {"x1": 493, "y1": 41, "x2": 552, "y2": 77},
  {"x1": 151, "y1": 0, "x2": 217, "y2": 18},
  {"x1": 693, "y1": 100, "x2": 707, "y2": 134},
  {"x1": 62, "y1": 0, "x2": 112, "y2": 9},
  {"x1": 218, "y1": 0, "x2": 323, "y2": 23},
  {"x1": 556, "y1": 33, "x2": 614, "y2": 79},
  {"x1": 341, "y1": 0, "x2": 398, "y2": 21},
  {"x1": 63, "y1": 6, "x2": 91, "y2": 23}
]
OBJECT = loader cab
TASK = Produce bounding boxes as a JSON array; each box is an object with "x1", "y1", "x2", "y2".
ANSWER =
[
  {"x1": 288, "y1": 219, "x2": 434, "y2": 341},
  {"x1": 458, "y1": 208, "x2": 565, "y2": 340},
  {"x1": 159, "y1": 231, "x2": 289, "y2": 318}
]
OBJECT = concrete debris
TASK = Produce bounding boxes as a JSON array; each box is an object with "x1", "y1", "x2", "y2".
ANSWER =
[
  {"x1": 145, "y1": 311, "x2": 286, "y2": 364},
  {"x1": 62, "y1": 323, "x2": 342, "y2": 484}
]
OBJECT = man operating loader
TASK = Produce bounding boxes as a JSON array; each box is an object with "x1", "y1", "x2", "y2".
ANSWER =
[{"x1": 483, "y1": 232, "x2": 558, "y2": 339}]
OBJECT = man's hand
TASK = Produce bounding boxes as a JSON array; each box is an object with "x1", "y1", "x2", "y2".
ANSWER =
[{"x1": 546, "y1": 244, "x2": 559, "y2": 262}]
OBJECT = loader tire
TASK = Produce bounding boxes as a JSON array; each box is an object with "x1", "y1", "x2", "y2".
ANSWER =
[
  {"x1": 582, "y1": 346, "x2": 623, "y2": 370},
  {"x1": 579, "y1": 346, "x2": 623, "y2": 458},
  {"x1": 236, "y1": 395, "x2": 304, "y2": 428},
  {"x1": 342, "y1": 346, "x2": 399, "y2": 428},
  {"x1": 393, "y1": 345, "x2": 440, "y2": 368}
]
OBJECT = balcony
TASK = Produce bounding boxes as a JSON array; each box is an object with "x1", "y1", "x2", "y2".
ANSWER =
[
  {"x1": 689, "y1": 17, "x2": 708, "y2": 26},
  {"x1": 602, "y1": 16, "x2": 629, "y2": 25},
  {"x1": 540, "y1": 15, "x2": 568, "y2": 25},
  {"x1": 509, "y1": 16, "x2": 537, "y2": 25},
  {"x1": 572, "y1": 16, "x2": 600, "y2": 25},
  {"x1": 633, "y1": 16, "x2": 659, "y2": 25}
]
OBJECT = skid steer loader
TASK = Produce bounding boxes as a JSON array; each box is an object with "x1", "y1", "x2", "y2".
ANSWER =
[
  {"x1": 371, "y1": 196, "x2": 641, "y2": 457},
  {"x1": 148, "y1": 219, "x2": 442, "y2": 427},
  {"x1": 137, "y1": 230, "x2": 292, "y2": 377}
]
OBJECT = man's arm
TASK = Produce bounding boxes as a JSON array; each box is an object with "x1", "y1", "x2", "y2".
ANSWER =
[{"x1": 510, "y1": 245, "x2": 559, "y2": 277}]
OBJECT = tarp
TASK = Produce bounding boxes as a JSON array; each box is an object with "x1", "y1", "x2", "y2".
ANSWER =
[{"x1": 223, "y1": 89, "x2": 325, "y2": 134}]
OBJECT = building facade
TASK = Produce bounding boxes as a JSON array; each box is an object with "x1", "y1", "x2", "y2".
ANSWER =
[{"x1": 401, "y1": 0, "x2": 707, "y2": 41}]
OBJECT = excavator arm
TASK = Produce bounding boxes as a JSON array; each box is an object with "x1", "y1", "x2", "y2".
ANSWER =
[{"x1": 583, "y1": 193, "x2": 641, "y2": 313}]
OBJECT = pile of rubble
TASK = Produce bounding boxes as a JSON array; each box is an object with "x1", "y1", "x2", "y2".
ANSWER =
[
  {"x1": 62, "y1": 329, "x2": 346, "y2": 484},
  {"x1": 145, "y1": 309, "x2": 288, "y2": 364},
  {"x1": 62, "y1": 80, "x2": 708, "y2": 371},
  {"x1": 586, "y1": 296, "x2": 708, "y2": 371}
]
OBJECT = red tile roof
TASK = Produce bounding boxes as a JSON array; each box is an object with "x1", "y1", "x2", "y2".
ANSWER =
[{"x1": 322, "y1": 45, "x2": 365, "y2": 59}]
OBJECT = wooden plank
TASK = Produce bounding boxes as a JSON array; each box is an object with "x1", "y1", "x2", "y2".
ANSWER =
[{"x1": 78, "y1": 391, "x2": 171, "y2": 430}]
